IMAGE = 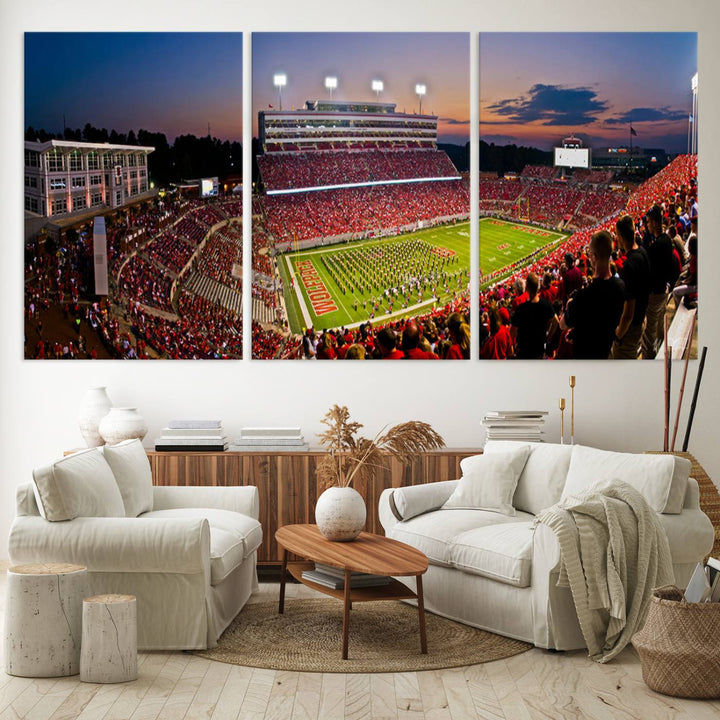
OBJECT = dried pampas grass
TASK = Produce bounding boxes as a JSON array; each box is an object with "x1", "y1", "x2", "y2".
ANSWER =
[{"x1": 317, "y1": 405, "x2": 444, "y2": 491}]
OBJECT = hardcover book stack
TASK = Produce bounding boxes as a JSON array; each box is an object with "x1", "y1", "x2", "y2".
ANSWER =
[
  {"x1": 230, "y1": 427, "x2": 308, "y2": 452},
  {"x1": 155, "y1": 420, "x2": 228, "y2": 452},
  {"x1": 301, "y1": 563, "x2": 390, "y2": 590},
  {"x1": 482, "y1": 410, "x2": 548, "y2": 443}
]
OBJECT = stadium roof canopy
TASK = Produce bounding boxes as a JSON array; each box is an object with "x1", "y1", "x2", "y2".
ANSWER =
[{"x1": 25, "y1": 139, "x2": 154, "y2": 153}]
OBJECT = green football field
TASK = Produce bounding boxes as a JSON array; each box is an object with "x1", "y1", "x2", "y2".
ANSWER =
[
  {"x1": 278, "y1": 223, "x2": 470, "y2": 334},
  {"x1": 479, "y1": 218, "x2": 568, "y2": 288}
]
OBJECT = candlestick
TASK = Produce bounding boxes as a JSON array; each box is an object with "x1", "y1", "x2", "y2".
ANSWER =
[{"x1": 559, "y1": 397, "x2": 566, "y2": 444}]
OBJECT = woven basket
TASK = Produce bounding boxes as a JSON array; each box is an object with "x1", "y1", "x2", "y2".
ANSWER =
[{"x1": 632, "y1": 585, "x2": 720, "y2": 698}]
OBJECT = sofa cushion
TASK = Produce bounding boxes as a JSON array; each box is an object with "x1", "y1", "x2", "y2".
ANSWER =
[
  {"x1": 484, "y1": 441, "x2": 572, "y2": 515},
  {"x1": 141, "y1": 508, "x2": 263, "y2": 567},
  {"x1": 32, "y1": 448, "x2": 125, "y2": 521},
  {"x1": 208, "y1": 528, "x2": 248, "y2": 585},
  {"x1": 389, "y1": 508, "x2": 535, "y2": 567},
  {"x1": 443, "y1": 446, "x2": 530, "y2": 516},
  {"x1": 562, "y1": 445, "x2": 691, "y2": 514},
  {"x1": 450, "y1": 522, "x2": 534, "y2": 587},
  {"x1": 101, "y1": 439, "x2": 154, "y2": 517}
]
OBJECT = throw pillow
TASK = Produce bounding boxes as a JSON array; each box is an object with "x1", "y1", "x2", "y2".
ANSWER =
[
  {"x1": 32, "y1": 448, "x2": 125, "y2": 521},
  {"x1": 562, "y1": 445, "x2": 691, "y2": 514},
  {"x1": 101, "y1": 439, "x2": 154, "y2": 517},
  {"x1": 442, "y1": 446, "x2": 531, "y2": 515},
  {"x1": 483, "y1": 440, "x2": 573, "y2": 515}
]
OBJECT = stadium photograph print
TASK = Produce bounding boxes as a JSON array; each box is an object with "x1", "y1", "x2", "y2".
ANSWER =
[
  {"x1": 478, "y1": 32, "x2": 698, "y2": 361},
  {"x1": 24, "y1": 32, "x2": 243, "y2": 360},
  {"x1": 251, "y1": 32, "x2": 470, "y2": 360}
]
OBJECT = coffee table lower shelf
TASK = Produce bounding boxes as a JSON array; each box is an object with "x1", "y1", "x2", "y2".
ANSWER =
[
  {"x1": 287, "y1": 562, "x2": 419, "y2": 602},
  {"x1": 280, "y1": 560, "x2": 427, "y2": 659}
]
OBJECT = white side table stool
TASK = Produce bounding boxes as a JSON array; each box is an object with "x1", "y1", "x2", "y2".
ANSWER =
[
  {"x1": 80, "y1": 594, "x2": 138, "y2": 683},
  {"x1": 4, "y1": 563, "x2": 87, "y2": 677}
]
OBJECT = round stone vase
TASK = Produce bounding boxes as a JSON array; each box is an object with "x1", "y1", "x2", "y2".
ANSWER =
[
  {"x1": 78, "y1": 386, "x2": 113, "y2": 447},
  {"x1": 315, "y1": 486, "x2": 367, "y2": 541},
  {"x1": 98, "y1": 407, "x2": 148, "y2": 446}
]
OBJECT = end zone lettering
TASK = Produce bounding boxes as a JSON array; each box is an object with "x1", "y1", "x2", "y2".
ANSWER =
[{"x1": 296, "y1": 259, "x2": 338, "y2": 316}]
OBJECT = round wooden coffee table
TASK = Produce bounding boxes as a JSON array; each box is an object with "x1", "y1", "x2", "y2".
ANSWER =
[{"x1": 275, "y1": 524, "x2": 429, "y2": 660}]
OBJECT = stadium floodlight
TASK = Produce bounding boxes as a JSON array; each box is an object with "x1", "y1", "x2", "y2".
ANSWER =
[
  {"x1": 273, "y1": 73, "x2": 287, "y2": 110},
  {"x1": 372, "y1": 79, "x2": 384, "y2": 100},
  {"x1": 325, "y1": 76, "x2": 338, "y2": 100},
  {"x1": 415, "y1": 83, "x2": 427, "y2": 115}
]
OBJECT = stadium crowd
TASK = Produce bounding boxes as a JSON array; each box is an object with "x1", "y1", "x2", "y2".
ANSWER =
[
  {"x1": 257, "y1": 149, "x2": 458, "y2": 191},
  {"x1": 477, "y1": 154, "x2": 698, "y2": 360}
]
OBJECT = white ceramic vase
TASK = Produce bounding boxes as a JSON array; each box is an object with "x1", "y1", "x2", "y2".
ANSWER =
[
  {"x1": 315, "y1": 486, "x2": 367, "y2": 541},
  {"x1": 98, "y1": 407, "x2": 148, "y2": 446},
  {"x1": 78, "y1": 386, "x2": 113, "y2": 447}
]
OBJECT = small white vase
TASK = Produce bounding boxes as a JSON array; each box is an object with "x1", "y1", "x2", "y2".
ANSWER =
[
  {"x1": 98, "y1": 407, "x2": 148, "y2": 446},
  {"x1": 78, "y1": 386, "x2": 113, "y2": 447},
  {"x1": 315, "y1": 486, "x2": 366, "y2": 542}
]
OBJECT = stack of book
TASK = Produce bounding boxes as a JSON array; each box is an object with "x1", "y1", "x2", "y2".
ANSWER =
[
  {"x1": 155, "y1": 420, "x2": 228, "y2": 452},
  {"x1": 482, "y1": 410, "x2": 548, "y2": 443},
  {"x1": 230, "y1": 427, "x2": 308, "y2": 452},
  {"x1": 301, "y1": 563, "x2": 391, "y2": 590}
]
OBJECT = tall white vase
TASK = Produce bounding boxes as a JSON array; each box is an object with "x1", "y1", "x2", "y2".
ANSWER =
[
  {"x1": 78, "y1": 386, "x2": 113, "y2": 447},
  {"x1": 315, "y1": 486, "x2": 367, "y2": 541},
  {"x1": 99, "y1": 408, "x2": 148, "y2": 446}
]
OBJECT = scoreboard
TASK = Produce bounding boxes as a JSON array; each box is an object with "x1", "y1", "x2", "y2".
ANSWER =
[{"x1": 554, "y1": 147, "x2": 591, "y2": 169}]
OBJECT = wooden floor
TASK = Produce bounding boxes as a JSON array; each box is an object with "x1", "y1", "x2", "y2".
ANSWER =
[{"x1": 1, "y1": 565, "x2": 719, "y2": 719}]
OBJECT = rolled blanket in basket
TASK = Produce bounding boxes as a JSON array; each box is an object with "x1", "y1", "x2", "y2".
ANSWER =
[{"x1": 535, "y1": 479, "x2": 674, "y2": 663}]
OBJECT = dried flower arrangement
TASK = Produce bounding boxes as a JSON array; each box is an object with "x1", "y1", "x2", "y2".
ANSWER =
[{"x1": 317, "y1": 405, "x2": 444, "y2": 490}]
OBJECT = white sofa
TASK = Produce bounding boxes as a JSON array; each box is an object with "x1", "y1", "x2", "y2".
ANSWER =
[
  {"x1": 379, "y1": 442, "x2": 714, "y2": 651},
  {"x1": 8, "y1": 440, "x2": 262, "y2": 651}
]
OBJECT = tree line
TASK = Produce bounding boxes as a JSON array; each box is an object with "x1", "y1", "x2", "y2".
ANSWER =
[{"x1": 25, "y1": 124, "x2": 242, "y2": 188}]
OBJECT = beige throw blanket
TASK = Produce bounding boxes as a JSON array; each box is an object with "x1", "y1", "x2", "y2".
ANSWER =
[{"x1": 535, "y1": 480, "x2": 674, "y2": 663}]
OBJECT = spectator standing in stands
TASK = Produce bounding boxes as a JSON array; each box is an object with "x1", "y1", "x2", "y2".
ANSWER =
[
  {"x1": 375, "y1": 327, "x2": 404, "y2": 359},
  {"x1": 611, "y1": 215, "x2": 651, "y2": 360},
  {"x1": 642, "y1": 205, "x2": 679, "y2": 359},
  {"x1": 445, "y1": 312, "x2": 470, "y2": 359},
  {"x1": 480, "y1": 308, "x2": 514, "y2": 359},
  {"x1": 510, "y1": 272, "x2": 556, "y2": 359},
  {"x1": 302, "y1": 328, "x2": 316, "y2": 359},
  {"x1": 401, "y1": 322, "x2": 439, "y2": 359},
  {"x1": 561, "y1": 230, "x2": 625, "y2": 359},
  {"x1": 560, "y1": 253, "x2": 583, "y2": 307}
]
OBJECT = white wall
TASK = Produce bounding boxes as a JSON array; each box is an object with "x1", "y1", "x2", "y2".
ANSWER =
[{"x1": 1, "y1": 0, "x2": 718, "y2": 560}]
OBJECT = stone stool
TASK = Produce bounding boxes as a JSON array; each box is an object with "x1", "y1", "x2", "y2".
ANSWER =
[
  {"x1": 80, "y1": 594, "x2": 138, "y2": 683},
  {"x1": 4, "y1": 563, "x2": 87, "y2": 677}
]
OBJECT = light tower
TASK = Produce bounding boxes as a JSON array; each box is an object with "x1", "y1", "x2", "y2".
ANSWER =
[
  {"x1": 690, "y1": 72, "x2": 698, "y2": 155},
  {"x1": 273, "y1": 73, "x2": 287, "y2": 111},
  {"x1": 415, "y1": 83, "x2": 426, "y2": 115},
  {"x1": 372, "y1": 79, "x2": 384, "y2": 101},
  {"x1": 324, "y1": 76, "x2": 338, "y2": 101}
]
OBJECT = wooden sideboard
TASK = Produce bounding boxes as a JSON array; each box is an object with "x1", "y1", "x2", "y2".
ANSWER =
[{"x1": 147, "y1": 449, "x2": 480, "y2": 565}]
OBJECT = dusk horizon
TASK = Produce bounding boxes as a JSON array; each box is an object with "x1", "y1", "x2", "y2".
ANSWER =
[
  {"x1": 25, "y1": 33, "x2": 243, "y2": 144},
  {"x1": 253, "y1": 32, "x2": 470, "y2": 146},
  {"x1": 480, "y1": 32, "x2": 697, "y2": 155}
]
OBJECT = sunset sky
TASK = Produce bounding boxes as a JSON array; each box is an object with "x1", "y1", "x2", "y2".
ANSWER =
[
  {"x1": 253, "y1": 33, "x2": 470, "y2": 145},
  {"x1": 25, "y1": 33, "x2": 243, "y2": 142},
  {"x1": 480, "y1": 33, "x2": 697, "y2": 154}
]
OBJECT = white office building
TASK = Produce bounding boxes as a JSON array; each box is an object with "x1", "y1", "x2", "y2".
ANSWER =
[{"x1": 24, "y1": 139, "x2": 155, "y2": 219}]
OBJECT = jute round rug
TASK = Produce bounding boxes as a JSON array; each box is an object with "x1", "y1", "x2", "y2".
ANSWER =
[{"x1": 193, "y1": 599, "x2": 531, "y2": 673}]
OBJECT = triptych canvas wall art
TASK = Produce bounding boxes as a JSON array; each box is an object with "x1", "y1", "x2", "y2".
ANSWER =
[{"x1": 23, "y1": 32, "x2": 697, "y2": 361}]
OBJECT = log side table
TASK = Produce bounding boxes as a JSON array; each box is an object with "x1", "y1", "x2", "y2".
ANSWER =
[
  {"x1": 80, "y1": 594, "x2": 138, "y2": 684},
  {"x1": 4, "y1": 563, "x2": 87, "y2": 677}
]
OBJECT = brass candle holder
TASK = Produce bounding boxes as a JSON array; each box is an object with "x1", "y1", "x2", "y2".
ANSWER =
[
  {"x1": 559, "y1": 397, "x2": 566, "y2": 444},
  {"x1": 569, "y1": 375, "x2": 576, "y2": 445}
]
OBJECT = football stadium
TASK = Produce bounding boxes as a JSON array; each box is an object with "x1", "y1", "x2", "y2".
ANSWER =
[{"x1": 251, "y1": 98, "x2": 471, "y2": 358}]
